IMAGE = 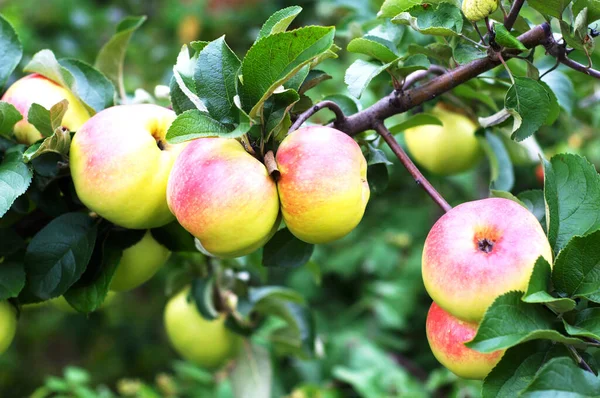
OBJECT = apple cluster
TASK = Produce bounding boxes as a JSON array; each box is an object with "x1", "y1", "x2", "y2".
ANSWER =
[{"x1": 422, "y1": 197, "x2": 553, "y2": 379}]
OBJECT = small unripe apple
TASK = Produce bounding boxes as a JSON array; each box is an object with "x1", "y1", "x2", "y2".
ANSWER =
[
  {"x1": 167, "y1": 138, "x2": 280, "y2": 258},
  {"x1": 164, "y1": 287, "x2": 242, "y2": 370},
  {"x1": 461, "y1": 0, "x2": 499, "y2": 22},
  {"x1": 0, "y1": 301, "x2": 17, "y2": 355},
  {"x1": 422, "y1": 198, "x2": 552, "y2": 322},
  {"x1": 109, "y1": 231, "x2": 171, "y2": 292},
  {"x1": 1, "y1": 74, "x2": 90, "y2": 144},
  {"x1": 426, "y1": 302, "x2": 503, "y2": 380},
  {"x1": 70, "y1": 104, "x2": 186, "y2": 229},
  {"x1": 276, "y1": 126, "x2": 370, "y2": 244},
  {"x1": 404, "y1": 105, "x2": 482, "y2": 176}
]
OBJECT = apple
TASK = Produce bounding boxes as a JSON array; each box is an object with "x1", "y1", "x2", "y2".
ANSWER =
[
  {"x1": 1, "y1": 74, "x2": 90, "y2": 145},
  {"x1": 0, "y1": 301, "x2": 17, "y2": 355},
  {"x1": 70, "y1": 104, "x2": 186, "y2": 229},
  {"x1": 109, "y1": 231, "x2": 171, "y2": 292},
  {"x1": 426, "y1": 302, "x2": 503, "y2": 380},
  {"x1": 164, "y1": 286, "x2": 242, "y2": 370},
  {"x1": 167, "y1": 138, "x2": 280, "y2": 258},
  {"x1": 461, "y1": 0, "x2": 499, "y2": 22},
  {"x1": 404, "y1": 104, "x2": 483, "y2": 176},
  {"x1": 422, "y1": 197, "x2": 553, "y2": 322},
  {"x1": 276, "y1": 126, "x2": 370, "y2": 244}
]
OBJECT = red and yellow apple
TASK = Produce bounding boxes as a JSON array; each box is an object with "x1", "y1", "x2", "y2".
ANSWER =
[
  {"x1": 0, "y1": 301, "x2": 17, "y2": 355},
  {"x1": 109, "y1": 231, "x2": 171, "y2": 292},
  {"x1": 404, "y1": 105, "x2": 482, "y2": 176},
  {"x1": 426, "y1": 302, "x2": 503, "y2": 380},
  {"x1": 167, "y1": 138, "x2": 280, "y2": 258},
  {"x1": 276, "y1": 126, "x2": 370, "y2": 244},
  {"x1": 70, "y1": 104, "x2": 185, "y2": 229},
  {"x1": 1, "y1": 74, "x2": 90, "y2": 144},
  {"x1": 422, "y1": 198, "x2": 553, "y2": 322},
  {"x1": 164, "y1": 287, "x2": 242, "y2": 370}
]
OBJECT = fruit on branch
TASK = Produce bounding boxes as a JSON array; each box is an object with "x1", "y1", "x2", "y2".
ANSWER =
[
  {"x1": 164, "y1": 287, "x2": 242, "y2": 370},
  {"x1": 276, "y1": 126, "x2": 370, "y2": 244},
  {"x1": 1, "y1": 73, "x2": 90, "y2": 145},
  {"x1": 422, "y1": 198, "x2": 552, "y2": 322},
  {"x1": 109, "y1": 231, "x2": 171, "y2": 292},
  {"x1": 461, "y1": 0, "x2": 499, "y2": 22},
  {"x1": 0, "y1": 301, "x2": 17, "y2": 355},
  {"x1": 426, "y1": 302, "x2": 503, "y2": 380},
  {"x1": 167, "y1": 138, "x2": 280, "y2": 258},
  {"x1": 404, "y1": 104, "x2": 483, "y2": 176},
  {"x1": 70, "y1": 105, "x2": 185, "y2": 229}
]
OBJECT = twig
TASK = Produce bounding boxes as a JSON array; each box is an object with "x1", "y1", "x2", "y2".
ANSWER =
[
  {"x1": 567, "y1": 345, "x2": 594, "y2": 373},
  {"x1": 372, "y1": 121, "x2": 452, "y2": 213},
  {"x1": 402, "y1": 65, "x2": 447, "y2": 89},
  {"x1": 504, "y1": 0, "x2": 525, "y2": 31},
  {"x1": 289, "y1": 100, "x2": 346, "y2": 133},
  {"x1": 541, "y1": 28, "x2": 600, "y2": 79}
]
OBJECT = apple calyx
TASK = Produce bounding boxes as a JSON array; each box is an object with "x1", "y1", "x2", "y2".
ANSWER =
[{"x1": 477, "y1": 238, "x2": 495, "y2": 253}]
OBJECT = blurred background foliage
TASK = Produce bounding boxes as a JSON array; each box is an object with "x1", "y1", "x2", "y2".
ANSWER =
[{"x1": 0, "y1": 0, "x2": 597, "y2": 397}]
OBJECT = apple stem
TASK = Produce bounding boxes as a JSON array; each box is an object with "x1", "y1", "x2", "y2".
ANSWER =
[
  {"x1": 289, "y1": 100, "x2": 346, "y2": 133},
  {"x1": 263, "y1": 150, "x2": 279, "y2": 179},
  {"x1": 372, "y1": 120, "x2": 452, "y2": 213},
  {"x1": 567, "y1": 345, "x2": 594, "y2": 373}
]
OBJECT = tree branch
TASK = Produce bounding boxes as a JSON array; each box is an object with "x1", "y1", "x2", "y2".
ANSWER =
[
  {"x1": 504, "y1": 0, "x2": 525, "y2": 31},
  {"x1": 541, "y1": 34, "x2": 600, "y2": 79},
  {"x1": 289, "y1": 100, "x2": 346, "y2": 132},
  {"x1": 402, "y1": 65, "x2": 447, "y2": 89},
  {"x1": 372, "y1": 121, "x2": 452, "y2": 213}
]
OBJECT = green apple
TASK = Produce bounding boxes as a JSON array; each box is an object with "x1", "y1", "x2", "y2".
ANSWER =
[
  {"x1": 1, "y1": 73, "x2": 90, "y2": 145},
  {"x1": 426, "y1": 302, "x2": 503, "y2": 379},
  {"x1": 164, "y1": 286, "x2": 242, "y2": 370},
  {"x1": 404, "y1": 104, "x2": 483, "y2": 176},
  {"x1": 70, "y1": 104, "x2": 186, "y2": 229},
  {"x1": 167, "y1": 138, "x2": 280, "y2": 258},
  {"x1": 0, "y1": 301, "x2": 17, "y2": 355},
  {"x1": 276, "y1": 126, "x2": 370, "y2": 244},
  {"x1": 422, "y1": 198, "x2": 553, "y2": 322},
  {"x1": 110, "y1": 231, "x2": 171, "y2": 292}
]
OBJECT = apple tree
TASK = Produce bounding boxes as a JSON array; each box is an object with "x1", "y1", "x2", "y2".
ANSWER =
[{"x1": 2, "y1": 0, "x2": 600, "y2": 396}]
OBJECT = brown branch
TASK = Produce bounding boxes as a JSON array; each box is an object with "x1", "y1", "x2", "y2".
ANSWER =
[
  {"x1": 504, "y1": 0, "x2": 525, "y2": 31},
  {"x1": 289, "y1": 100, "x2": 346, "y2": 132},
  {"x1": 541, "y1": 34, "x2": 600, "y2": 80},
  {"x1": 372, "y1": 121, "x2": 452, "y2": 213},
  {"x1": 402, "y1": 65, "x2": 446, "y2": 89}
]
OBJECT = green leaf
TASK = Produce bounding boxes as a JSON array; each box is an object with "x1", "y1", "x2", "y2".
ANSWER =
[
  {"x1": 345, "y1": 59, "x2": 394, "y2": 99},
  {"x1": 257, "y1": 6, "x2": 303, "y2": 39},
  {"x1": 191, "y1": 276, "x2": 218, "y2": 321},
  {"x1": 24, "y1": 212, "x2": 98, "y2": 300},
  {"x1": 240, "y1": 26, "x2": 335, "y2": 118},
  {"x1": 481, "y1": 130, "x2": 514, "y2": 192},
  {"x1": 59, "y1": 59, "x2": 114, "y2": 112},
  {"x1": 22, "y1": 127, "x2": 71, "y2": 163},
  {"x1": 520, "y1": 357, "x2": 600, "y2": 397},
  {"x1": 522, "y1": 257, "x2": 576, "y2": 313},
  {"x1": 367, "y1": 163, "x2": 389, "y2": 195},
  {"x1": 541, "y1": 71, "x2": 575, "y2": 116},
  {"x1": 378, "y1": 0, "x2": 461, "y2": 18},
  {"x1": 165, "y1": 109, "x2": 233, "y2": 144},
  {"x1": 518, "y1": 189, "x2": 546, "y2": 227},
  {"x1": 230, "y1": 343, "x2": 272, "y2": 398},
  {"x1": 392, "y1": 3, "x2": 463, "y2": 37},
  {"x1": 0, "y1": 101, "x2": 23, "y2": 137},
  {"x1": 94, "y1": 16, "x2": 146, "y2": 99},
  {"x1": 347, "y1": 36, "x2": 398, "y2": 63},
  {"x1": 194, "y1": 36, "x2": 241, "y2": 124},
  {"x1": 553, "y1": 230, "x2": 600, "y2": 302},
  {"x1": 263, "y1": 89, "x2": 300, "y2": 140},
  {"x1": 151, "y1": 221, "x2": 196, "y2": 252},
  {"x1": 25, "y1": 50, "x2": 114, "y2": 113},
  {"x1": 482, "y1": 342, "x2": 569, "y2": 398},
  {"x1": 27, "y1": 99, "x2": 69, "y2": 138},
  {"x1": 527, "y1": 0, "x2": 571, "y2": 18},
  {"x1": 564, "y1": 308, "x2": 600, "y2": 340},
  {"x1": 544, "y1": 154, "x2": 600, "y2": 252},
  {"x1": 453, "y1": 43, "x2": 487, "y2": 64},
  {"x1": 0, "y1": 15, "x2": 22, "y2": 87},
  {"x1": 262, "y1": 228, "x2": 314, "y2": 268},
  {"x1": 171, "y1": 45, "x2": 207, "y2": 114},
  {"x1": 494, "y1": 23, "x2": 527, "y2": 50},
  {"x1": 322, "y1": 94, "x2": 361, "y2": 116},
  {"x1": 395, "y1": 54, "x2": 430, "y2": 76},
  {"x1": 365, "y1": 144, "x2": 393, "y2": 166},
  {"x1": 0, "y1": 146, "x2": 32, "y2": 217},
  {"x1": 298, "y1": 69, "x2": 331, "y2": 95},
  {"x1": 388, "y1": 113, "x2": 442, "y2": 135},
  {"x1": 538, "y1": 80, "x2": 560, "y2": 127},
  {"x1": 466, "y1": 291, "x2": 582, "y2": 353},
  {"x1": 0, "y1": 260, "x2": 25, "y2": 300},
  {"x1": 0, "y1": 228, "x2": 24, "y2": 257},
  {"x1": 63, "y1": 231, "x2": 123, "y2": 313},
  {"x1": 573, "y1": 0, "x2": 600, "y2": 23},
  {"x1": 505, "y1": 77, "x2": 551, "y2": 141},
  {"x1": 249, "y1": 286, "x2": 305, "y2": 306},
  {"x1": 169, "y1": 75, "x2": 195, "y2": 115}
]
